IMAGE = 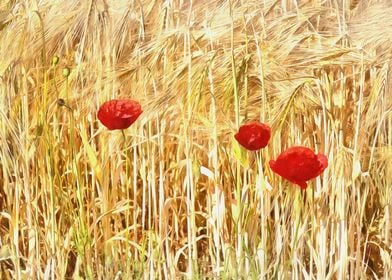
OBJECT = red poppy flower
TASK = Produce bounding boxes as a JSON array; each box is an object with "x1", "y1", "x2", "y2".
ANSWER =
[
  {"x1": 234, "y1": 121, "x2": 271, "y2": 151},
  {"x1": 97, "y1": 99, "x2": 142, "y2": 130},
  {"x1": 269, "y1": 146, "x2": 328, "y2": 189}
]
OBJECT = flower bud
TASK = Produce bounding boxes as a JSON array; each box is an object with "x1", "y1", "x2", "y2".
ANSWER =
[
  {"x1": 52, "y1": 55, "x2": 59, "y2": 66},
  {"x1": 63, "y1": 67, "x2": 70, "y2": 78}
]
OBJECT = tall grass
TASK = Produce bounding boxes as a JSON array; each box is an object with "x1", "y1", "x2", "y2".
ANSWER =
[{"x1": 0, "y1": 0, "x2": 391, "y2": 279}]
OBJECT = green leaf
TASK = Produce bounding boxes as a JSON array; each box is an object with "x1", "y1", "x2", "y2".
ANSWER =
[
  {"x1": 231, "y1": 203, "x2": 240, "y2": 224},
  {"x1": 232, "y1": 137, "x2": 249, "y2": 168}
]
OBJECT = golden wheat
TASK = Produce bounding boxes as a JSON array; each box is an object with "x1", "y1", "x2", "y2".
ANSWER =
[{"x1": 0, "y1": 0, "x2": 391, "y2": 279}]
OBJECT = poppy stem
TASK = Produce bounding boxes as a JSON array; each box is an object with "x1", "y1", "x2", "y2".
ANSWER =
[
  {"x1": 121, "y1": 129, "x2": 126, "y2": 142},
  {"x1": 292, "y1": 188, "x2": 303, "y2": 254},
  {"x1": 256, "y1": 150, "x2": 268, "y2": 271},
  {"x1": 121, "y1": 129, "x2": 131, "y2": 264}
]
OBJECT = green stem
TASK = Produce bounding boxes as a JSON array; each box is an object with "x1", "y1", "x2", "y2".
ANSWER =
[{"x1": 122, "y1": 129, "x2": 131, "y2": 273}]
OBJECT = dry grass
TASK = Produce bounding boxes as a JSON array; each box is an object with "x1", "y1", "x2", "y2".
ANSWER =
[{"x1": 0, "y1": 0, "x2": 391, "y2": 279}]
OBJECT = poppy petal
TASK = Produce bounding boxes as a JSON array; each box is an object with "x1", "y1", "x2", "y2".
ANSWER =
[
  {"x1": 234, "y1": 122, "x2": 271, "y2": 151},
  {"x1": 317, "y1": 154, "x2": 328, "y2": 171},
  {"x1": 296, "y1": 181, "x2": 307, "y2": 190},
  {"x1": 269, "y1": 146, "x2": 328, "y2": 190},
  {"x1": 98, "y1": 99, "x2": 142, "y2": 130}
]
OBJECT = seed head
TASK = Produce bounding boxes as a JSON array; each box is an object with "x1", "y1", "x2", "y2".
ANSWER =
[{"x1": 57, "y1": 98, "x2": 66, "y2": 106}]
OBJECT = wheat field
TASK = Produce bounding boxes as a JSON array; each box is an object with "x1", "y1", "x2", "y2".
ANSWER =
[{"x1": 0, "y1": 0, "x2": 391, "y2": 279}]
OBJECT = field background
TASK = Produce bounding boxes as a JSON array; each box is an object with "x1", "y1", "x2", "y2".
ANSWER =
[{"x1": 0, "y1": 0, "x2": 391, "y2": 279}]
